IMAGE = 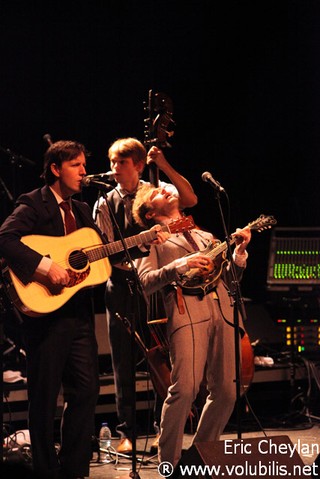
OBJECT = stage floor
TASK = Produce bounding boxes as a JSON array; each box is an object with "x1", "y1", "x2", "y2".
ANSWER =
[
  {"x1": 2, "y1": 361, "x2": 320, "y2": 478},
  {"x1": 1, "y1": 422, "x2": 319, "y2": 478},
  {"x1": 87, "y1": 423, "x2": 320, "y2": 479}
]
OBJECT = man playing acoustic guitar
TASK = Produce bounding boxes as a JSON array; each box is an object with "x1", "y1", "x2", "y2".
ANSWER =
[
  {"x1": 0, "y1": 140, "x2": 103, "y2": 479},
  {"x1": 132, "y1": 183, "x2": 252, "y2": 469},
  {"x1": 0, "y1": 140, "x2": 167, "y2": 479}
]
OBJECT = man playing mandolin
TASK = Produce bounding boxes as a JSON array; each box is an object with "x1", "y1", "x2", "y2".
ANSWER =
[{"x1": 132, "y1": 183, "x2": 251, "y2": 469}]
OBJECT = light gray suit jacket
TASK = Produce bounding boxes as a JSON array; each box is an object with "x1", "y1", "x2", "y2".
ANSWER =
[{"x1": 136, "y1": 227, "x2": 246, "y2": 339}]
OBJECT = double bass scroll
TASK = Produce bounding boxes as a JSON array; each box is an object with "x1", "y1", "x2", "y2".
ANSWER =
[{"x1": 143, "y1": 89, "x2": 175, "y2": 186}]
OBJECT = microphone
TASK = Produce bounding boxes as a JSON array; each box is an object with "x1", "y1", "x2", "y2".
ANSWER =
[
  {"x1": 43, "y1": 133, "x2": 53, "y2": 146},
  {"x1": 84, "y1": 171, "x2": 115, "y2": 181},
  {"x1": 81, "y1": 177, "x2": 114, "y2": 192},
  {"x1": 201, "y1": 171, "x2": 225, "y2": 193}
]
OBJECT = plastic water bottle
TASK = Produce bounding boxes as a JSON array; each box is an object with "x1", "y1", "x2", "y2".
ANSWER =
[{"x1": 99, "y1": 422, "x2": 112, "y2": 463}]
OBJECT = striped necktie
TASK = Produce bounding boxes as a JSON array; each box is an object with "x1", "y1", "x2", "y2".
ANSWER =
[
  {"x1": 60, "y1": 201, "x2": 77, "y2": 234},
  {"x1": 183, "y1": 230, "x2": 199, "y2": 251},
  {"x1": 123, "y1": 193, "x2": 135, "y2": 225}
]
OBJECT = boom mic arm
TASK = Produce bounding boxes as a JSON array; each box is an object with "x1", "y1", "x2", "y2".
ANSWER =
[
  {"x1": 84, "y1": 171, "x2": 115, "y2": 181},
  {"x1": 81, "y1": 177, "x2": 114, "y2": 192}
]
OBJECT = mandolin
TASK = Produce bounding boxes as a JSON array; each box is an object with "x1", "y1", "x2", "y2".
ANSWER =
[{"x1": 178, "y1": 214, "x2": 277, "y2": 296}]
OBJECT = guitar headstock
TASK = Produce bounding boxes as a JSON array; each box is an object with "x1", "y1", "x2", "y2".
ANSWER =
[
  {"x1": 167, "y1": 215, "x2": 195, "y2": 234},
  {"x1": 248, "y1": 214, "x2": 277, "y2": 232}
]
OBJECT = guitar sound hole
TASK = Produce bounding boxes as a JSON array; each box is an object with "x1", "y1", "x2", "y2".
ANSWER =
[{"x1": 69, "y1": 250, "x2": 88, "y2": 270}]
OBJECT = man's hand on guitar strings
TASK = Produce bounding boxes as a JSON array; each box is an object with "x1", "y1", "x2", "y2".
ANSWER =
[{"x1": 47, "y1": 262, "x2": 70, "y2": 286}]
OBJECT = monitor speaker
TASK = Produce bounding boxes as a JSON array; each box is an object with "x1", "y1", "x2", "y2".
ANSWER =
[{"x1": 172, "y1": 436, "x2": 310, "y2": 478}]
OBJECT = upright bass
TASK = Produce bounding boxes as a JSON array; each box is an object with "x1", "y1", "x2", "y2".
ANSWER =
[
  {"x1": 116, "y1": 91, "x2": 176, "y2": 401},
  {"x1": 141, "y1": 90, "x2": 176, "y2": 398},
  {"x1": 143, "y1": 89, "x2": 175, "y2": 329}
]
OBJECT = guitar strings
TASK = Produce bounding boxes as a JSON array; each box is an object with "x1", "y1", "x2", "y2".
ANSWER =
[{"x1": 50, "y1": 244, "x2": 106, "y2": 270}]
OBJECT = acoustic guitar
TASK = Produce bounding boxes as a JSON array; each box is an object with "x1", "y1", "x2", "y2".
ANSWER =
[{"x1": 1, "y1": 217, "x2": 194, "y2": 317}]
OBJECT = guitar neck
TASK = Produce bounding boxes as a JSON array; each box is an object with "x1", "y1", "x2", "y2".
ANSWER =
[
  {"x1": 87, "y1": 224, "x2": 172, "y2": 263},
  {"x1": 88, "y1": 230, "x2": 156, "y2": 263}
]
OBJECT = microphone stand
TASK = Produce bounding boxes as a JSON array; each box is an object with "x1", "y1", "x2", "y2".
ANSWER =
[
  {"x1": 94, "y1": 187, "x2": 147, "y2": 479},
  {"x1": 0, "y1": 145, "x2": 36, "y2": 210},
  {"x1": 0, "y1": 175, "x2": 14, "y2": 204},
  {"x1": 211, "y1": 186, "x2": 247, "y2": 439},
  {"x1": 0, "y1": 175, "x2": 14, "y2": 224}
]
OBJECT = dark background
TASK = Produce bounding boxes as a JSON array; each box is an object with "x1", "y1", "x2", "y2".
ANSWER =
[{"x1": 1, "y1": 0, "x2": 319, "y2": 308}]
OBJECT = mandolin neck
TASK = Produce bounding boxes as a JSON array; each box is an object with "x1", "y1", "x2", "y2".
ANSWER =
[{"x1": 207, "y1": 237, "x2": 236, "y2": 261}]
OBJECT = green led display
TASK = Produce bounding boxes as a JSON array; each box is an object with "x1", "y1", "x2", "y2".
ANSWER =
[
  {"x1": 268, "y1": 234, "x2": 320, "y2": 286},
  {"x1": 273, "y1": 263, "x2": 320, "y2": 280}
]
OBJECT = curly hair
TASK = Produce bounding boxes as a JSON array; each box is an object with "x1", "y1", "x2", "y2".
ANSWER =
[{"x1": 132, "y1": 183, "x2": 157, "y2": 229}]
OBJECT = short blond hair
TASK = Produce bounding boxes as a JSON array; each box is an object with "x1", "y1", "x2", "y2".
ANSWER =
[
  {"x1": 108, "y1": 137, "x2": 147, "y2": 167},
  {"x1": 132, "y1": 183, "x2": 157, "y2": 228}
]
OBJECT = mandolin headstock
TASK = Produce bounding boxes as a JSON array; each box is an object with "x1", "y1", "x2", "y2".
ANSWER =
[{"x1": 248, "y1": 214, "x2": 277, "y2": 232}]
